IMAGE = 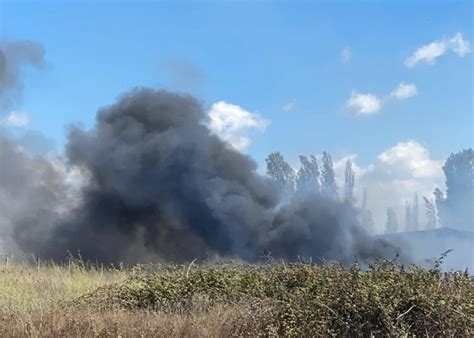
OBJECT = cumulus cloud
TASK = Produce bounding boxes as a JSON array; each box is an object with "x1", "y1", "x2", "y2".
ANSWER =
[
  {"x1": 341, "y1": 47, "x2": 352, "y2": 63},
  {"x1": 207, "y1": 101, "x2": 270, "y2": 152},
  {"x1": 365, "y1": 141, "x2": 443, "y2": 180},
  {"x1": 390, "y1": 82, "x2": 418, "y2": 100},
  {"x1": 346, "y1": 92, "x2": 382, "y2": 115},
  {"x1": 0, "y1": 112, "x2": 30, "y2": 127},
  {"x1": 405, "y1": 32, "x2": 471, "y2": 68},
  {"x1": 354, "y1": 141, "x2": 444, "y2": 232},
  {"x1": 282, "y1": 100, "x2": 296, "y2": 112},
  {"x1": 347, "y1": 82, "x2": 417, "y2": 116}
]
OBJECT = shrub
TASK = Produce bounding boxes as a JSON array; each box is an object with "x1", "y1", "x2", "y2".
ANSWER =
[{"x1": 79, "y1": 260, "x2": 474, "y2": 336}]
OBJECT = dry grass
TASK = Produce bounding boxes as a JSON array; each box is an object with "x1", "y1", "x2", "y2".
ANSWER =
[
  {"x1": 0, "y1": 258, "x2": 472, "y2": 337},
  {"x1": 0, "y1": 304, "x2": 275, "y2": 337},
  {"x1": 0, "y1": 260, "x2": 271, "y2": 337},
  {"x1": 0, "y1": 259, "x2": 127, "y2": 313}
]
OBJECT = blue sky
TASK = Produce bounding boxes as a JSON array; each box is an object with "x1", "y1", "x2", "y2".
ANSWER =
[{"x1": 0, "y1": 0, "x2": 472, "y2": 169}]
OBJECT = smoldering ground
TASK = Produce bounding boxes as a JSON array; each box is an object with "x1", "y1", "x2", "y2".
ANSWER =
[{"x1": 1, "y1": 88, "x2": 401, "y2": 264}]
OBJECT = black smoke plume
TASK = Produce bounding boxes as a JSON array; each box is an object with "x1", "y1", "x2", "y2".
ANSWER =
[{"x1": 7, "y1": 88, "x2": 400, "y2": 264}]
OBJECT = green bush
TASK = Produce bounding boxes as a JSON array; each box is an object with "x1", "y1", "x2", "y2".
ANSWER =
[{"x1": 81, "y1": 260, "x2": 474, "y2": 336}]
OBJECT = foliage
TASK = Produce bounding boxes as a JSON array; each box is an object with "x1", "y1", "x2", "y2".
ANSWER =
[
  {"x1": 435, "y1": 148, "x2": 473, "y2": 230},
  {"x1": 0, "y1": 258, "x2": 472, "y2": 336},
  {"x1": 79, "y1": 261, "x2": 473, "y2": 336},
  {"x1": 296, "y1": 155, "x2": 320, "y2": 193},
  {"x1": 265, "y1": 151, "x2": 296, "y2": 194},
  {"x1": 321, "y1": 151, "x2": 338, "y2": 199}
]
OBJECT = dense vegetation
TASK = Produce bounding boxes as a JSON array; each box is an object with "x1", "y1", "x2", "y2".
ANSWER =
[{"x1": 0, "y1": 258, "x2": 472, "y2": 336}]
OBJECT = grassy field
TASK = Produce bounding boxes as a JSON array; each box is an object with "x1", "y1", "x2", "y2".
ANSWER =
[{"x1": 0, "y1": 257, "x2": 472, "y2": 337}]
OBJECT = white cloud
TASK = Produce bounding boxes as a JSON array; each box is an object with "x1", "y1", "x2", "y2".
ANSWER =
[
  {"x1": 405, "y1": 32, "x2": 471, "y2": 68},
  {"x1": 207, "y1": 101, "x2": 270, "y2": 152},
  {"x1": 346, "y1": 92, "x2": 382, "y2": 115},
  {"x1": 405, "y1": 41, "x2": 447, "y2": 67},
  {"x1": 366, "y1": 141, "x2": 443, "y2": 180},
  {"x1": 347, "y1": 82, "x2": 417, "y2": 116},
  {"x1": 450, "y1": 32, "x2": 471, "y2": 56},
  {"x1": 0, "y1": 112, "x2": 30, "y2": 127},
  {"x1": 390, "y1": 82, "x2": 418, "y2": 100},
  {"x1": 282, "y1": 100, "x2": 296, "y2": 112},
  {"x1": 341, "y1": 47, "x2": 352, "y2": 63},
  {"x1": 352, "y1": 141, "x2": 444, "y2": 232}
]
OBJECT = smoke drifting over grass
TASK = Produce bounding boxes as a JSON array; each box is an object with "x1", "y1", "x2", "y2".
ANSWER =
[{"x1": 3, "y1": 88, "x2": 400, "y2": 264}]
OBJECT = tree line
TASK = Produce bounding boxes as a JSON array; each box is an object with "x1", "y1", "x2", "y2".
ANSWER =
[
  {"x1": 266, "y1": 148, "x2": 473, "y2": 234},
  {"x1": 265, "y1": 151, "x2": 374, "y2": 232}
]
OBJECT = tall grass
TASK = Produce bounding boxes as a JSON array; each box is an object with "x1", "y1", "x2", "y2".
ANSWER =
[{"x1": 0, "y1": 258, "x2": 128, "y2": 313}]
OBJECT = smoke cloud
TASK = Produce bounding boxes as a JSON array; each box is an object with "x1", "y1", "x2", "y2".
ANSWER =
[
  {"x1": 0, "y1": 40, "x2": 45, "y2": 112},
  {"x1": 4, "y1": 88, "x2": 400, "y2": 264},
  {"x1": 0, "y1": 138, "x2": 73, "y2": 252}
]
